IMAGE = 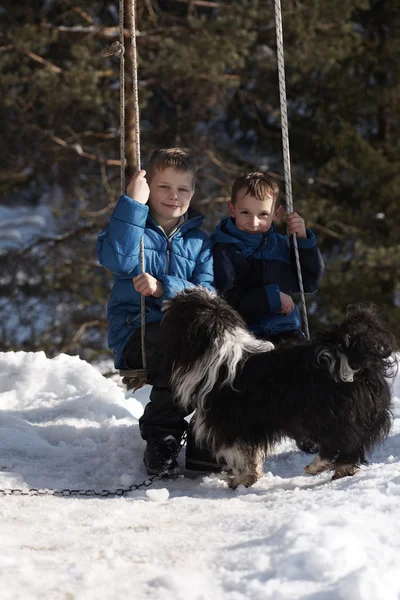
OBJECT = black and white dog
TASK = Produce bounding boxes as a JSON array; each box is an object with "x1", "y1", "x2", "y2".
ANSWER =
[{"x1": 161, "y1": 287, "x2": 397, "y2": 488}]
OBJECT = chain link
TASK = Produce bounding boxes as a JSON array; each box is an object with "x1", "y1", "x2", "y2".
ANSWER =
[{"x1": 0, "y1": 433, "x2": 187, "y2": 498}]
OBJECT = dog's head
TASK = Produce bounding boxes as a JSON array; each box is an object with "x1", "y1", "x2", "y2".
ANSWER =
[
  {"x1": 161, "y1": 287, "x2": 248, "y2": 371},
  {"x1": 315, "y1": 304, "x2": 397, "y2": 380}
]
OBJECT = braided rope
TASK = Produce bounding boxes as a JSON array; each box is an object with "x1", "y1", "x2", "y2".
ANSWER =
[
  {"x1": 118, "y1": 0, "x2": 126, "y2": 195},
  {"x1": 102, "y1": 0, "x2": 146, "y2": 382},
  {"x1": 130, "y1": 0, "x2": 147, "y2": 371},
  {"x1": 274, "y1": 0, "x2": 310, "y2": 340}
]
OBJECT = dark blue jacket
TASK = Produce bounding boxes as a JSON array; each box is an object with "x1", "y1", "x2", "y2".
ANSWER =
[
  {"x1": 211, "y1": 217, "x2": 324, "y2": 337},
  {"x1": 97, "y1": 195, "x2": 214, "y2": 367}
]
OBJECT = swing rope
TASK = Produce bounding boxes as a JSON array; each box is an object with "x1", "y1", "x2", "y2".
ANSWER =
[
  {"x1": 103, "y1": 0, "x2": 310, "y2": 375},
  {"x1": 130, "y1": 0, "x2": 148, "y2": 376},
  {"x1": 274, "y1": 0, "x2": 310, "y2": 340},
  {"x1": 103, "y1": 0, "x2": 147, "y2": 389}
]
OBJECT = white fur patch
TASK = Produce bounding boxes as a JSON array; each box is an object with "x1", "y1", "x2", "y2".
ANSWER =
[
  {"x1": 316, "y1": 348, "x2": 359, "y2": 383},
  {"x1": 171, "y1": 326, "x2": 274, "y2": 411},
  {"x1": 191, "y1": 411, "x2": 215, "y2": 451},
  {"x1": 337, "y1": 352, "x2": 359, "y2": 382}
]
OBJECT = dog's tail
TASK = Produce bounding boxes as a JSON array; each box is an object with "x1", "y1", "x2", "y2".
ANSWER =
[
  {"x1": 315, "y1": 304, "x2": 398, "y2": 383},
  {"x1": 161, "y1": 287, "x2": 274, "y2": 411}
]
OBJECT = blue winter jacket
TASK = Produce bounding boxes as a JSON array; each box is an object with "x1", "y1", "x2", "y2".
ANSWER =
[
  {"x1": 211, "y1": 217, "x2": 324, "y2": 337},
  {"x1": 97, "y1": 195, "x2": 214, "y2": 367}
]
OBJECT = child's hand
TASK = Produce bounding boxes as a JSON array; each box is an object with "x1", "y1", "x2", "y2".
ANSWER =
[
  {"x1": 287, "y1": 212, "x2": 307, "y2": 238},
  {"x1": 127, "y1": 170, "x2": 150, "y2": 205},
  {"x1": 133, "y1": 273, "x2": 164, "y2": 298},
  {"x1": 279, "y1": 292, "x2": 295, "y2": 315}
]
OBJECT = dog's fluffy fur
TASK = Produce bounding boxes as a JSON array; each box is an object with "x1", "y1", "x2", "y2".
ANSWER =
[{"x1": 161, "y1": 288, "x2": 397, "y2": 488}]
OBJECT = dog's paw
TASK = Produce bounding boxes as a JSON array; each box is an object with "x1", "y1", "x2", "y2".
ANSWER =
[
  {"x1": 331, "y1": 464, "x2": 359, "y2": 480},
  {"x1": 227, "y1": 471, "x2": 260, "y2": 489},
  {"x1": 304, "y1": 455, "x2": 331, "y2": 475},
  {"x1": 228, "y1": 477, "x2": 239, "y2": 490}
]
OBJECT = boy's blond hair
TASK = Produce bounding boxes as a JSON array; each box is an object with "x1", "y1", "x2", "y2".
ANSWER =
[
  {"x1": 146, "y1": 148, "x2": 196, "y2": 188},
  {"x1": 231, "y1": 172, "x2": 280, "y2": 209}
]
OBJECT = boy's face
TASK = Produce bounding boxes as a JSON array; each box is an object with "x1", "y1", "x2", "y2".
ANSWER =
[
  {"x1": 149, "y1": 167, "x2": 194, "y2": 226},
  {"x1": 228, "y1": 188, "x2": 281, "y2": 234}
]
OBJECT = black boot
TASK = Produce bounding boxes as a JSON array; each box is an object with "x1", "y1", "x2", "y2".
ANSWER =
[
  {"x1": 185, "y1": 426, "x2": 224, "y2": 472},
  {"x1": 143, "y1": 435, "x2": 181, "y2": 476}
]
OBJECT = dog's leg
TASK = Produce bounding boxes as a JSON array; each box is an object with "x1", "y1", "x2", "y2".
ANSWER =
[
  {"x1": 331, "y1": 450, "x2": 364, "y2": 480},
  {"x1": 304, "y1": 451, "x2": 333, "y2": 475},
  {"x1": 331, "y1": 464, "x2": 359, "y2": 480},
  {"x1": 220, "y1": 445, "x2": 264, "y2": 489}
]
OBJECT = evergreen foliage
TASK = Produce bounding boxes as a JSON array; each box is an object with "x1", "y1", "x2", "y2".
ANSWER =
[{"x1": 0, "y1": 0, "x2": 399, "y2": 359}]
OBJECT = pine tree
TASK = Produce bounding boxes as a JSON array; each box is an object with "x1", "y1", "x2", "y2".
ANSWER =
[
  {"x1": 1, "y1": 0, "x2": 399, "y2": 356},
  {"x1": 222, "y1": 0, "x2": 400, "y2": 334}
]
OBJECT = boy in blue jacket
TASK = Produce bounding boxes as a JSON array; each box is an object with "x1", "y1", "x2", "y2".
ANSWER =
[
  {"x1": 212, "y1": 171, "x2": 324, "y2": 344},
  {"x1": 212, "y1": 172, "x2": 324, "y2": 454},
  {"x1": 97, "y1": 148, "x2": 214, "y2": 475}
]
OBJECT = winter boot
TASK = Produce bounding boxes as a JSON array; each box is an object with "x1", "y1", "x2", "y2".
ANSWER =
[
  {"x1": 143, "y1": 435, "x2": 180, "y2": 476},
  {"x1": 185, "y1": 426, "x2": 224, "y2": 472}
]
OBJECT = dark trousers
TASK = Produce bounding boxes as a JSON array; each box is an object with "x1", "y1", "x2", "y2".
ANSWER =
[{"x1": 122, "y1": 323, "x2": 189, "y2": 442}]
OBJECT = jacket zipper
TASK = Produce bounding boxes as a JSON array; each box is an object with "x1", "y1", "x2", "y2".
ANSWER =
[
  {"x1": 165, "y1": 229, "x2": 180, "y2": 274},
  {"x1": 166, "y1": 239, "x2": 171, "y2": 274},
  {"x1": 150, "y1": 214, "x2": 196, "y2": 275}
]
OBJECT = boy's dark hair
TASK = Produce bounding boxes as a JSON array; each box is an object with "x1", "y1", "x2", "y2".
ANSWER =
[
  {"x1": 231, "y1": 172, "x2": 280, "y2": 208},
  {"x1": 147, "y1": 148, "x2": 196, "y2": 188}
]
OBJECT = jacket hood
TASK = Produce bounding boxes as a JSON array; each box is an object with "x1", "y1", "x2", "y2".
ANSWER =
[{"x1": 211, "y1": 217, "x2": 275, "y2": 251}]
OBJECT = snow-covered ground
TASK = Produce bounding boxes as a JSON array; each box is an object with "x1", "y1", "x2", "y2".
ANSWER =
[{"x1": 0, "y1": 350, "x2": 400, "y2": 600}]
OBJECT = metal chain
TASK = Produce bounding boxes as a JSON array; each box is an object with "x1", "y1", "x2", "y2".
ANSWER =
[
  {"x1": 0, "y1": 433, "x2": 187, "y2": 498},
  {"x1": 274, "y1": 0, "x2": 310, "y2": 340}
]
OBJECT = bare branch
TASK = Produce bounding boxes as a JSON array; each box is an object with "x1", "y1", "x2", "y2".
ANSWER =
[
  {"x1": 144, "y1": 0, "x2": 159, "y2": 26},
  {"x1": 49, "y1": 134, "x2": 122, "y2": 167},
  {"x1": 204, "y1": 149, "x2": 242, "y2": 175},
  {"x1": 4, "y1": 47, "x2": 119, "y2": 79},
  {"x1": 81, "y1": 201, "x2": 117, "y2": 219},
  {"x1": 0, "y1": 169, "x2": 34, "y2": 185},
  {"x1": 170, "y1": 0, "x2": 220, "y2": 7},
  {"x1": 20, "y1": 224, "x2": 99, "y2": 255},
  {"x1": 72, "y1": 7, "x2": 95, "y2": 25},
  {"x1": 307, "y1": 223, "x2": 344, "y2": 240},
  {"x1": 26, "y1": 51, "x2": 63, "y2": 73},
  {"x1": 40, "y1": 23, "x2": 187, "y2": 41},
  {"x1": 59, "y1": 320, "x2": 106, "y2": 354}
]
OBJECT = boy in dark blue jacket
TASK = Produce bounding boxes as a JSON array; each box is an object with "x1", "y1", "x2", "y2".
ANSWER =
[
  {"x1": 211, "y1": 172, "x2": 324, "y2": 344},
  {"x1": 97, "y1": 148, "x2": 214, "y2": 475},
  {"x1": 212, "y1": 172, "x2": 324, "y2": 454}
]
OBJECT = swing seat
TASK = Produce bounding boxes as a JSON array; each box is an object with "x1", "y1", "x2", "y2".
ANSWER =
[{"x1": 119, "y1": 368, "x2": 147, "y2": 392}]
